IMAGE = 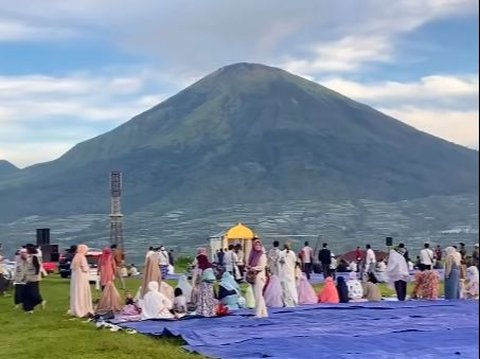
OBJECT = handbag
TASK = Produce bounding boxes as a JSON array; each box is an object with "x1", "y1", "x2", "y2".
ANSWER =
[{"x1": 245, "y1": 269, "x2": 257, "y2": 285}]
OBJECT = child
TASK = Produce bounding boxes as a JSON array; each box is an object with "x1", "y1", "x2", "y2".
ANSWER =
[
  {"x1": 125, "y1": 291, "x2": 135, "y2": 306},
  {"x1": 173, "y1": 287, "x2": 187, "y2": 318}
]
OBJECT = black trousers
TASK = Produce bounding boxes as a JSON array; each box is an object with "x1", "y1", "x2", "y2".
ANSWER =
[
  {"x1": 394, "y1": 280, "x2": 407, "y2": 301},
  {"x1": 22, "y1": 281, "x2": 42, "y2": 311},
  {"x1": 303, "y1": 263, "x2": 312, "y2": 280},
  {"x1": 14, "y1": 284, "x2": 24, "y2": 305},
  {"x1": 321, "y1": 264, "x2": 330, "y2": 279}
]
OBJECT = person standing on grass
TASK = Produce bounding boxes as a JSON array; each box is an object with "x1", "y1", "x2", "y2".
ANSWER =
[
  {"x1": 386, "y1": 246, "x2": 410, "y2": 301},
  {"x1": 234, "y1": 244, "x2": 245, "y2": 280},
  {"x1": 98, "y1": 247, "x2": 116, "y2": 291},
  {"x1": 111, "y1": 245, "x2": 126, "y2": 290},
  {"x1": 23, "y1": 244, "x2": 46, "y2": 313},
  {"x1": 365, "y1": 244, "x2": 377, "y2": 274},
  {"x1": 246, "y1": 238, "x2": 268, "y2": 318},
  {"x1": 69, "y1": 244, "x2": 93, "y2": 318},
  {"x1": 318, "y1": 243, "x2": 331, "y2": 279},
  {"x1": 444, "y1": 246, "x2": 461, "y2": 300},
  {"x1": 13, "y1": 248, "x2": 27, "y2": 309},
  {"x1": 224, "y1": 244, "x2": 238, "y2": 276},
  {"x1": 300, "y1": 241, "x2": 313, "y2": 280},
  {"x1": 419, "y1": 243, "x2": 434, "y2": 271}
]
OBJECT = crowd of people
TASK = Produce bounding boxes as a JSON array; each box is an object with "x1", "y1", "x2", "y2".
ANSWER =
[{"x1": 1, "y1": 239, "x2": 478, "y2": 321}]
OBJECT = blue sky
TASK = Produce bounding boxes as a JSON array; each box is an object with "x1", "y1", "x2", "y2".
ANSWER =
[{"x1": 0, "y1": 0, "x2": 478, "y2": 168}]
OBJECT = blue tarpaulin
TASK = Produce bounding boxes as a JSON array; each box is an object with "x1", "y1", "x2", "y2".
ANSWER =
[{"x1": 116, "y1": 300, "x2": 479, "y2": 359}]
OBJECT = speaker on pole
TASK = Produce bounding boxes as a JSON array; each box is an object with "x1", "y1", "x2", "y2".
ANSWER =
[
  {"x1": 36, "y1": 228, "x2": 50, "y2": 246},
  {"x1": 385, "y1": 237, "x2": 393, "y2": 247}
]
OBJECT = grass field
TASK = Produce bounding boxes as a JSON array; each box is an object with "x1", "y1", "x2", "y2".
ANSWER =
[{"x1": 0, "y1": 274, "x2": 444, "y2": 359}]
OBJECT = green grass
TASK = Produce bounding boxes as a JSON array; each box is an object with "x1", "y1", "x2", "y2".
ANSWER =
[
  {"x1": 0, "y1": 275, "x2": 445, "y2": 359},
  {"x1": 0, "y1": 276, "x2": 200, "y2": 359}
]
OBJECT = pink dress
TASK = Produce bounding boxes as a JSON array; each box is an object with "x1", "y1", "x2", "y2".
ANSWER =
[
  {"x1": 264, "y1": 274, "x2": 284, "y2": 307},
  {"x1": 297, "y1": 273, "x2": 317, "y2": 304}
]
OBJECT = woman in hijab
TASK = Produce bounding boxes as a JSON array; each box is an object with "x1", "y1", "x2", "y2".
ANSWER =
[
  {"x1": 318, "y1": 277, "x2": 339, "y2": 304},
  {"x1": 197, "y1": 268, "x2": 217, "y2": 317},
  {"x1": 263, "y1": 273, "x2": 284, "y2": 307},
  {"x1": 386, "y1": 246, "x2": 410, "y2": 301},
  {"x1": 140, "y1": 251, "x2": 161, "y2": 299},
  {"x1": 176, "y1": 275, "x2": 193, "y2": 303},
  {"x1": 278, "y1": 242, "x2": 298, "y2": 307},
  {"x1": 363, "y1": 272, "x2": 382, "y2": 301},
  {"x1": 69, "y1": 244, "x2": 93, "y2": 318},
  {"x1": 192, "y1": 248, "x2": 211, "y2": 288},
  {"x1": 98, "y1": 247, "x2": 116, "y2": 291},
  {"x1": 140, "y1": 281, "x2": 174, "y2": 320},
  {"x1": 444, "y1": 246, "x2": 461, "y2": 300},
  {"x1": 297, "y1": 272, "x2": 318, "y2": 305},
  {"x1": 218, "y1": 271, "x2": 243, "y2": 310},
  {"x1": 160, "y1": 281, "x2": 175, "y2": 302},
  {"x1": 336, "y1": 276, "x2": 349, "y2": 303},
  {"x1": 22, "y1": 244, "x2": 46, "y2": 313},
  {"x1": 465, "y1": 265, "x2": 479, "y2": 299},
  {"x1": 347, "y1": 272, "x2": 364, "y2": 302},
  {"x1": 95, "y1": 281, "x2": 123, "y2": 316},
  {"x1": 246, "y1": 238, "x2": 268, "y2": 318}
]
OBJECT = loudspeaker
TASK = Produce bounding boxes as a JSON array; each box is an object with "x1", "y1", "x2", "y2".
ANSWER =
[
  {"x1": 40, "y1": 244, "x2": 58, "y2": 262},
  {"x1": 386, "y1": 237, "x2": 393, "y2": 247},
  {"x1": 36, "y1": 228, "x2": 50, "y2": 246}
]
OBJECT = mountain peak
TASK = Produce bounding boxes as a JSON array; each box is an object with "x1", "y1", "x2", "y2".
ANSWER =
[{"x1": 0, "y1": 160, "x2": 19, "y2": 176}]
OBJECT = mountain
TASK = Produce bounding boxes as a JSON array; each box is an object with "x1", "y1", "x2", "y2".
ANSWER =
[
  {"x1": 0, "y1": 160, "x2": 19, "y2": 177},
  {"x1": 0, "y1": 63, "x2": 477, "y2": 224}
]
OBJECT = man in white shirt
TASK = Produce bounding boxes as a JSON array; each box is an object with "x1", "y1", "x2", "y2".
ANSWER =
[
  {"x1": 419, "y1": 243, "x2": 434, "y2": 271},
  {"x1": 223, "y1": 244, "x2": 238, "y2": 275},
  {"x1": 300, "y1": 241, "x2": 314, "y2": 279},
  {"x1": 365, "y1": 244, "x2": 376, "y2": 274}
]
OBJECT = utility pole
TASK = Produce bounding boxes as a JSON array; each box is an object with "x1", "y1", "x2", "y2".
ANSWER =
[{"x1": 109, "y1": 171, "x2": 124, "y2": 252}]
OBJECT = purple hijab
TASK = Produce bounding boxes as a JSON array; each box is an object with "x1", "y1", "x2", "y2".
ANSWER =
[{"x1": 248, "y1": 239, "x2": 264, "y2": 267}]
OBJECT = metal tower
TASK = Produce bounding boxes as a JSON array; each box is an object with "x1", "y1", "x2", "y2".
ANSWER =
[{"x1": 109, "y1": 171, "x2": 124, "y2": 251}]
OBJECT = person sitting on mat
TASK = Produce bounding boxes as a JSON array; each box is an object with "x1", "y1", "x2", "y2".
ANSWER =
[{"x1": 362, "y1": 272, "x2": 382, "y2": 301}]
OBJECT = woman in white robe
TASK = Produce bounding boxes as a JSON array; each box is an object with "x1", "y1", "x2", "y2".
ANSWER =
[
  {"x1": 69, "y1": 244, "x2": 93, "y2": 318},
  {"x1": 246, "y1": 239, "x2": 268, "y2": 318},
  {"x1": 278, "y1": 243, "x2": 298, "y2": 307},
  {"x1": 140, "y1": 281, "x2": 174, "y2": 320}
]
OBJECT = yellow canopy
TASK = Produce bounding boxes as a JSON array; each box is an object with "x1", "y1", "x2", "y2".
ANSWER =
[
  {"x1": 223, "y1": 223, "x2": 256, "y2": 260},
  {"x1": 225, "y1": 223, "x2": 255, "y2": 240}
]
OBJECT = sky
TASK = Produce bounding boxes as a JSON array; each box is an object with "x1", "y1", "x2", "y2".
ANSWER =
[{"x1": 0, "y1": 0, "x2": 478, "y2": 168}]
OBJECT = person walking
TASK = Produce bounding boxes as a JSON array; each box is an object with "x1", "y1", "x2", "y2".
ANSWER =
[
  {"x1": 318, "y1": 243, "x2": 331, "y2": 279},
  {"x1": 69, "y1": 244, "x2": 93, "y2": 318},
  {"x1": 386, "y1": 246, "x2": 410, "y2": 301},
  {"x1": 22, "y1": 244, "x2": 46, "y2": 313}
]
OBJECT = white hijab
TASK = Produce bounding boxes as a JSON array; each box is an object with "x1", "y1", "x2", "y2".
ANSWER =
[
  {"x1": 467, "y1": 266, "x2": 479, "y2": 285},
  {"x1": 176, "y1": 275, "x2": 192, "y2": 302},
  {"x1": 141, "y1": 281, "x2": 173, "y2": 320},
  {"x1": 386, "y1": 249, "x2": 409, "y2": 288},
  {"x1": 445, "y1": 246, "x2": 461, "y2": 266}
]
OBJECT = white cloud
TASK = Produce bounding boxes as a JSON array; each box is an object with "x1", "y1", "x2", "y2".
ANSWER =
[
  {"x1": 320, "y1": 75, "x2": 479, "y2": 106},
  {"x1": 0, "y1": 71, "x2": 168, "y2": 167},
  {"x1": 381, "y1": 107, "x2": 479, "y2": 148},
  {"x1": 0, "y1": 18, "x2": 79, "y2": 42}
]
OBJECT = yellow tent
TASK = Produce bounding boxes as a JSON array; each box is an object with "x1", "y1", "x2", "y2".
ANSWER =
[{"x1": 223, "y1": 223, "x2": 256, "y2": 259}]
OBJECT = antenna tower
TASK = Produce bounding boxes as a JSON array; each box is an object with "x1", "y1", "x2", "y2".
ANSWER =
[{"x1": 109, "y1": 171, "x2": 124, "y2": 251}]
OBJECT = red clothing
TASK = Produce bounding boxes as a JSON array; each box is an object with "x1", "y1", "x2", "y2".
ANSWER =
[
  {"x1": 197, "y1": 254, "x2": 212, "y2": 270},
  {"x1": 98, "y1": 249, "x2": 116, "y2": 286},
  {"x1": 318, "y1": 277, "x2": 339, "y2": 304}
]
